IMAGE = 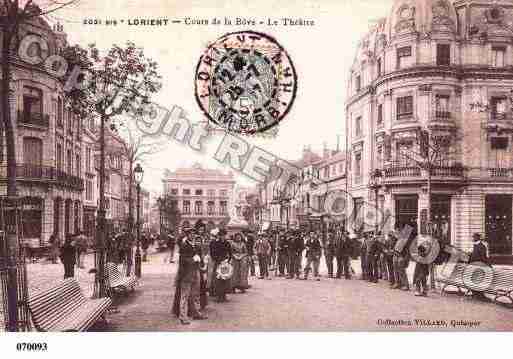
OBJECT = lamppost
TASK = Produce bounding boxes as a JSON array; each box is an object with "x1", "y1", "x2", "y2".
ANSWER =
[
  {"x1": 134, "y1": 163, "x2": 144, "y2": 278},
  {"x1": 157, "y1": 196, "x2": 163, "y2": 235},
  {"x1": 368, "y1": 169, "x2": 383, "y2": 233}
]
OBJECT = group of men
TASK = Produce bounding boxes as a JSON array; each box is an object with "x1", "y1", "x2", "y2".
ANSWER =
[{"x1": 255, "y1": 229, "x2": 356, "y2": 281}]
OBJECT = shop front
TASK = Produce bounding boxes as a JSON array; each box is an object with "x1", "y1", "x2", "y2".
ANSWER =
[{"x1": 485, "y1": 194, "x2": 513, "y2": 263}]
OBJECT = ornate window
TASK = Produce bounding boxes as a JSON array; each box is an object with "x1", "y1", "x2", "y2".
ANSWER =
[
  {"x1": 397, "y1": 46, "x2": 412, "y2": 69},
  {"x1": 396, "y1": 96, "x2": 413, "y2": 120}
]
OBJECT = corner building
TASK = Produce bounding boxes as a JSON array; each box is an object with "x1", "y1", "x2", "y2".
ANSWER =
[{"x1": 346, "y1": 0, "x2": 513, "y2": 263}]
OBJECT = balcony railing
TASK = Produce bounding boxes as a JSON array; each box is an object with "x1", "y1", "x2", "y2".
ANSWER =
[
  {"x1": 435, "y1": 111, "x2": 451, "y2": 120},
  {"x1": 0, "y1": 164, "x2": 84, "y2": 190},
  {"x1": 490, "y1": 112, "x2": 509, "y2": 121},
  {"x1": 384, "y1": 166, "x2": 421, "y2": 178},
  {"x1": 489, "y1": 168, "x2": 512, "y2": 178},
  {"x1": 431, "y1": 165, "x2": 464, "y2": 177},
  {"x1": 17, "y1": 111, "x2": 49, "y2": 128}
]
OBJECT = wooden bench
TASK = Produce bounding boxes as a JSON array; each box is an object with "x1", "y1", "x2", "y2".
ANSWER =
[
  {"x1": 27, "y1": 278, "x2": 112, "y2": 332},
  {"x1": 106, "y1": 262, "x2": 138, "y2": 294},
  {"x1": 437, "y1": 262, "x2": 513, "y2": 306}
]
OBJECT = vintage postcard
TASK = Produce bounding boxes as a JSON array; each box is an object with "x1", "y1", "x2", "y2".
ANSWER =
[{"x1": 1, "y1": 0, "x2": 513, "y2": 351}]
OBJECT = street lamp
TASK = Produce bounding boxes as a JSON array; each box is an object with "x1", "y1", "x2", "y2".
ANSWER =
[
  {"x1": 368, "y1": 169, "x2": 383, "y2": 233},
  {"x1": 134, "y1": 163, "x2": 144, "y2": 278}
]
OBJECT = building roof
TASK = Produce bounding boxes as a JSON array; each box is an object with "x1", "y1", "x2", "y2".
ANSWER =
[{"x1": 163, "y1": 163, "x2": 235, "y2": 181}]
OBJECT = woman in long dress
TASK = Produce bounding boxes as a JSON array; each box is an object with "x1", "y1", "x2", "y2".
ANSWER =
[{"x1": 230, "y1": 233, "x2": 250, "y2": 293}]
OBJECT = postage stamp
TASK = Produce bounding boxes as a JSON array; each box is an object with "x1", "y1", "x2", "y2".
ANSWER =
[{"x1": 194, "y1": 30, "x2": 298, "y2": 135}]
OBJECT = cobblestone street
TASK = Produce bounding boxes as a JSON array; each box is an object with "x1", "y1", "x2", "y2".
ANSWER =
[{"x1": 3, "y1": 248, "x2": 513, "y2": 332}]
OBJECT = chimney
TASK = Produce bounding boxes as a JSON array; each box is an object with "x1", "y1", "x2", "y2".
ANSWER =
[{"x1": 323, "y1": 142, "x2": 329, "y2": 159}]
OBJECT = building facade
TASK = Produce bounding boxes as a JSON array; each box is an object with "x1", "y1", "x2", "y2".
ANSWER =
[
  {"x1": 162, "y1": 163, "x2": 235, "y2": 231},
  {"x1": 346, "y1": 0, "x2": 513, "y2": 263},
  {"x1": 0, "y1": 19, "x2": 84, "y2": 247}
]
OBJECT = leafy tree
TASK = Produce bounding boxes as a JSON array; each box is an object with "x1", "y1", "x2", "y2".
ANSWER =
[
  {"x1": 63, "y1": 41, "x2": 162, "y2": 297},
  {"x1": 0, "y1": 0, "x2": 81, "y2": 332}
]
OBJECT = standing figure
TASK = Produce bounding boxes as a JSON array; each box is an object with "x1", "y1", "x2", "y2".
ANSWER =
[
  {"x1": 167, "y1": 232, "x2": 176, "y2": 263},
  {"x1": 246, "y1": 233, "x2": 256, "y2": 277},
  {"x1": 303, "y1": 232, "x2": 321, "y2": 281},
  {"x1": 324, "y1": 232, "x2": 336, "y2": 278},
  {"x1": 277, "y1": 234, "x2": 290, "y2": 277},
  {"x1": 392, "y1": 228, "x2": 411, "y2": 291},
  {"x1": 75, "y1": 231, "x2": 88, "y2": 269},
  {"x1": 141, "y1": 233, "x2": 149, "y2": 262},
  {"x1": 59, "y1": 236, "x2": 76, "y2": 279},
  {"x1": 384, "y1": 232, "x2": 398, "y2": 288},
  {"x1": 172, "y1": 229, "x2": 207, "y2": 325},
  {"x1": 209, "y1": 228, "x2": 232, "y2": 302},
  {"x1": 413, "y1": 243, "x2": 430, "y2": 297},
  {"x1": 336, "y1": 231, "x2": 351, "y2": 279},
  {"x1": 48, "y1": 233, "x2": 59, "y2": 264},
  {"x1": 359, "y1": 233, "x2": 368, "y2": 280},
  {"x1": 365, "y1": 232, "x2": 379, "y2": 283},
  {"x1": 469, "y1": 233, "x2": 491, "y2": 301},
  {"x1": 230, "y1": 233, "x2": 250, "y2": 293},
  {"x1": 288, "y1": 231, "x2": 304, "y2": 279},
  {"x1": 255, "y1": 234, "x2": 271, "y2": 279}
]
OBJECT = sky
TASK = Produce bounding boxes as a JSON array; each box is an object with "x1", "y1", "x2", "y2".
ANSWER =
[{"x1": 45, "y1": 0, "x2": 394, "y2": 195}]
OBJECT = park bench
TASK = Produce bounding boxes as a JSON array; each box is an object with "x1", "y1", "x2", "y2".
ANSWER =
[
  {"x1": 106, "y1": 262, "x2": 138, "y2": 294},
  {"x1": 27, "y1": 278, "x2": 111, "y2": 332},
  {"x1": 437, "y1": 262, "x2": 513, "y2": 306}
]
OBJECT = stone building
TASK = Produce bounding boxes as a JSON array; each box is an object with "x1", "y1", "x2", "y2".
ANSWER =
[
  {"x1": 162, "y1": 163, "x2": 235, "y2": 231},
  {"x1": 0, "y1": 19, "x2": 84, "y2": 247},
  {"x1": 346, "y1": 0, "x2": 513, "y2": 263}
]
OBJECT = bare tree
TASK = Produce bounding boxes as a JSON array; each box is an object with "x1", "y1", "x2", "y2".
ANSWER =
[{"x1": 107, "y1": 122, "x2": 164, "y2": 274}]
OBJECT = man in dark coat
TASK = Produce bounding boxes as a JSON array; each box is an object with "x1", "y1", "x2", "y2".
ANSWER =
[
  {"x1": 324, "y1": 231, "x2": 336, "y2": 278},
  {"x1": 335, "y1": 231, "x2": 351, "y2": 279},
  {"x1": 470, "y1": 233, "x2": 489, "y2": 264},
  {"x1": 288, "y1": 231, "x2": 304, "y2": 279},
  {"x1": 303, "y1": 232, "x2": 321, "y2": 280},
  {"x1": 172, "y1": 229, "x2": 207, "y2": 325},
  {"x1": 59, "y1": 236, "x2": 76, "y2": 279},
  {"x1": 469, "y1": 233, "x2": 491, "y2": 301},
  {"x1": 246, "y1": 233, "x2": 256, "y2": 277},
  {"x1": 277, "y1": 234, "x2": 290, "y2": 277}
]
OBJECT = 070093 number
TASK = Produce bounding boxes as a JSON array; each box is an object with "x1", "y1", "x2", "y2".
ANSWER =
[{"x1": 16, "y1": 342, "x2": 48, "y2": 351}]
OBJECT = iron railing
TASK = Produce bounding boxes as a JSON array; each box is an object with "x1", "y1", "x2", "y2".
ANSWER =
[
  {"x1": 0, "y1": 164, "x2": 84, "y2": 191},
  {"x1": 17, "y1": 111, "x2": 49, "y2": 128},
  {"x1": 435, "y1": 111, "x2": 451, "y2": 119}
]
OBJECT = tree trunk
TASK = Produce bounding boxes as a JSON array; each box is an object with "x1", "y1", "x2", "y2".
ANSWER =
[
  {"x1": 1, "y1": 26, "x2": 20, "y2": 332},
  {"x1": 95, "y1": 114, "x2": 107, "y2": 298}
]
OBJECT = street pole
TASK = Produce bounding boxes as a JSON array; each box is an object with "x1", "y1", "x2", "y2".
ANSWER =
[{"x1": 135, "y1": 183, "x2": 142, "y2": 278}]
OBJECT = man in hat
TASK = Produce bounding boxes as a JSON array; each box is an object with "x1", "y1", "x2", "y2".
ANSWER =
[
  {"x1": 469, "y1": 233, "x2": 491, "y2": 301},
  {"x1": 324, "y1": 231, "x2": 337, "y2": 278},
  {"x1": 277, "y1": 233, "x2": 290, "y2": 277},
  {"x1": 172, "y1": 227, "x2": 207, "y2": 324},
  {"x1": 303, "y1": 231, "x2": 321, "y2": 280},
  {"x1": 288, "y1": 231, "x2": 304, "y2": 279},
  {"x1": 255, "y1": 233, "x2": 271, "y2": 279},
  {"x1": 335, "y1": 231, "x2": 351, "y2": 279}
]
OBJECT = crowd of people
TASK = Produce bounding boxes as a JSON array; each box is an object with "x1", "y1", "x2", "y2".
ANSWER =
[{"x1": 172, "y1": 225, "x2": 491, "y2": 325}]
